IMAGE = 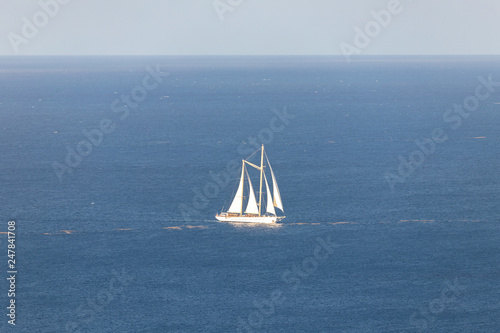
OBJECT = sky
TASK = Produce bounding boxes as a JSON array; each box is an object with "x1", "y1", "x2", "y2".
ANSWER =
[{"x1": 1, "y1": 0, "x2": 499, "y2": 56}]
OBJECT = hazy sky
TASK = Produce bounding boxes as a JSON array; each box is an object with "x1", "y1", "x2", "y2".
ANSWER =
[{"x1": 1, "y1": 0, "x2": 499, "y2": 56}]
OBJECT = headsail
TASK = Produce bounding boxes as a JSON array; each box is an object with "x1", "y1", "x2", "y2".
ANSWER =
[
  {"x1": 227, "y1": 162, "x2": 245, "y2": 213},
  {"x1": 263, "y1": 172, "x2": 276, "y2": 215},
  {"x1": 244, "y1": 169, "x2": 259, "y2": 214},
  {"x1": 266, "y1": 156, "x2": 284, "y2": 212}
]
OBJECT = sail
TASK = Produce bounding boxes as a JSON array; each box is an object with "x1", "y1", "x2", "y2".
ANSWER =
[
  {"x1": 263, "y1": 172, "x2": 276, "y2": 215},
  {"x1": 244, "y1": 169, "x2": 259, "y2": 214},
  {"x1": 267, "y1": 156, "x2": 284, "y2": 212},
  {"x1": 227, "y1": 163, "x2": 245, "y2": 213}
]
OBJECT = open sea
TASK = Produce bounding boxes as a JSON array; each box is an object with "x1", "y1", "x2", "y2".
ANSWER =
[{"x1": 1, "y1": 56, "x2": 499, "y2": 332}]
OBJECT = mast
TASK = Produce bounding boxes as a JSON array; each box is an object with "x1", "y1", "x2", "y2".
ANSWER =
[
  {"x1": 240, "y1": 159, "x2": 245, "y2": 214},
  {"x1": 258, "y1": 144, "x2": 264, "y2": 216}
]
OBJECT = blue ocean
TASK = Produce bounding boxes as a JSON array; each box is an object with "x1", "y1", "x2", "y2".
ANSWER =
[{"x1": 1, "y1": 56, "x2": 499, "y2": 332}]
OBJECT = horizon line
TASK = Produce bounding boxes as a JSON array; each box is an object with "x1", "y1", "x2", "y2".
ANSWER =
[{"x1": 1, "y1": 54, "x2": 500, "y2": 57}]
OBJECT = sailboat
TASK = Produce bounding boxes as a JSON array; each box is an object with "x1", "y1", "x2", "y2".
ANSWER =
[{"x1": 215, "y1": 145, "x2": 285, "y2": 223}]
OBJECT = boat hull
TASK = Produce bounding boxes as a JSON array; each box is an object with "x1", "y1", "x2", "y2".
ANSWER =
[{"x1": 215, "y1": 214, "x2": 284, "y2": 224}]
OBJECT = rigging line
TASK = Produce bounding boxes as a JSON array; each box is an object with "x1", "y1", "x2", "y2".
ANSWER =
[
  {"x1": 244, "y1": 146, "x2": 262, "y2": 162},
  {"x1": 265, "y1": 151, "x2": 271, "y2": 169}
]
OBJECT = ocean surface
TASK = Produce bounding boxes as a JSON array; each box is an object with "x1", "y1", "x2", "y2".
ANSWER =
[{"x1": 1, "y1": 56, "x2": 499, "y2": 332}]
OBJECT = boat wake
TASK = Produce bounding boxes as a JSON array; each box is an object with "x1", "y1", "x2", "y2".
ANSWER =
[{"x1": 22, "y1": 219, "x2": 487, "y2": 236}]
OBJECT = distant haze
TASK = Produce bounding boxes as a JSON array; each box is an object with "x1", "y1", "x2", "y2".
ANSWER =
[{"x1": 1, "y1": 0, "x2": 499, "y2": 56}]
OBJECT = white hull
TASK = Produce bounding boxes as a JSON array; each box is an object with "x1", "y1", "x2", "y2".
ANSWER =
[{"x1": 215, "y1": 214, "x2": 284, "y2": 224}]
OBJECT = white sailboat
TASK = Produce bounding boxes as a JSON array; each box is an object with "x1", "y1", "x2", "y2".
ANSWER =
[{"x1": 216, "y1": 145, "x2": 285, "y2": 223}]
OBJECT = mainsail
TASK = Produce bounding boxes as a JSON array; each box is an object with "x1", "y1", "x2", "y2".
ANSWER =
[
  {"x1": 266, "y1": 156, "x2": 284, "y2": 212},
  {"x1": 227, "y1": 163, "x2": 245, "y2": 213},
  {"x1": 244, "y1": 169, "x2": 259, "y2": 214},
  {"x1": 263, "y1": 172, "x2": 276, "y2": 215}
]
